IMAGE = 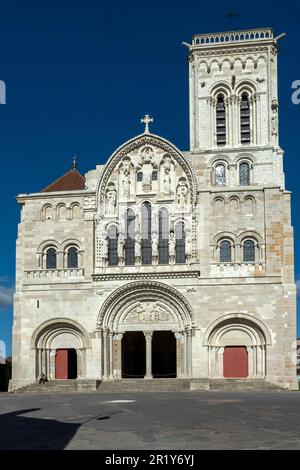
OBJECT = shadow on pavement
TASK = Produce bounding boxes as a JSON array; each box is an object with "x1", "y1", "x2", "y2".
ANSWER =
[{"x1": 0, "y1": 408, "x2": 81, "y2": 450}]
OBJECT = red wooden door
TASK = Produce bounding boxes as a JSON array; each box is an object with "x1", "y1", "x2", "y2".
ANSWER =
[
  {"x1": 223, "y1": 346, "x2": 248, "y2": 378},
  {"x1": 55, "y1": 349, "x2": 68, "y2": 379}
]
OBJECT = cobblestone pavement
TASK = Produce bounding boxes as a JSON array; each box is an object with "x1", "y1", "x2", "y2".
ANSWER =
[{"x1": 1, "y1": 391, "x2": 300, "y2": 450}]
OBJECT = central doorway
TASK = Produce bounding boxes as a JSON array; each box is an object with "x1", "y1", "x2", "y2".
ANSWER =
[
  {"x1": 55, "y1": 349, "x2": 77, "y2": 379},
  {"x1": 121, "y1": 332, "x2": 146, "y2": 378},
  {"x1": 152, "y1": 331, "x2": 176, "y2": 378}
]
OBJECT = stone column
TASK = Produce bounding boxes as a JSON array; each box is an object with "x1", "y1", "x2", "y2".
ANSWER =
[
  {"x1": 144, "y1": 331, "x2": 153, "y2": 379},
  {"x1": 114, "y1": 334, "x2": 123, "y2": 379},
  {"x1": 175, "y1": 332, "x2": 184, "y2": 378},
  {"x1": 38, "y1": 349, "x2": 42, "y2": 377},
  {"x1": 186, "y1": 329, "x2": 193, "y2": 377},
  {"x1": 103, "y1": 329, "x2": 108, "y2": 380},
  {"x1": 109, "y1": 332, "x2": 114, "y2": 379},
  {"x1": 46, "y1": 349, "x2": 50, "y2": 377}
]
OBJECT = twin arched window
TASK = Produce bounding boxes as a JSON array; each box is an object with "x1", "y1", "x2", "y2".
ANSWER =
[
  {"x1": 214, "y1": 160, "x2": 251, "y2": 186},
  {"x1": 219, "y1": 238, "x2": 256, "y2": 263},
  {"x1": 45, "y1": 246, "x2": 79, "y2": 269},
  {"x1": 215, "y1": 90, "x2": 251, "y2": 146}
]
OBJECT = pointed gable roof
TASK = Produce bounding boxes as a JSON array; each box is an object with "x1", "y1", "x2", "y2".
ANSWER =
[{"x1": 42, "y1": 168, "x2": 86, "y2": 192}]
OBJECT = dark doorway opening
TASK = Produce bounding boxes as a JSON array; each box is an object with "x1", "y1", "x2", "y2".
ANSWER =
[
  {"x1": 122, "y1": 332, "x2": 146, "y2": 378},
  {"x1": 152, "y1": 331, "x2": 176, "y2": 378},
  {"x1": 55, "y1": 349, "x2": 77, "y2": 379}
]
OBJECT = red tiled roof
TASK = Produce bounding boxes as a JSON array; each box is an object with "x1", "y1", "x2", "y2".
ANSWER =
[{"x1": 42, "y1": 168, "x2": 86, "y2": 192}]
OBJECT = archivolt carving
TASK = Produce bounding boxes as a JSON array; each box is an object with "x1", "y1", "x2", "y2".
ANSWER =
[{"x1": 97, "y1": 281, "x2": 196, "y2": 331}]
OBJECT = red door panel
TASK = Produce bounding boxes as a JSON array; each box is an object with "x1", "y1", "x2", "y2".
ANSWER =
[
  {"x1": 55, "y1": 349, "x2": 68, "y2": 379},
  {"x1": 223, "y1": 346, "x2": 248, "y2": 378}
]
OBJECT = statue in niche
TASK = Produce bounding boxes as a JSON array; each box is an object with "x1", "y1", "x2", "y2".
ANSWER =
[
  {"x1": 101, "y1": 231, "x2": 108, "y2": 261},
  {"x1": 118, "y1": 232, "x2": 125, "y2": 260},
  {"x1": 177, "y1": 183, "x2": 188, "y2": 209},
  {"x1": 143, "y1": 164, "x2": 153, "y2": 186},
  {"x1": 271, "y1": 98, "x2": 278, "y2": 136},
  {"x1": 152, "y1": 232, "x2": 158, "y2": 258},
  {"x1": 135, "y1": 232, "x2": 141, "y2": 259},
  {"x1": 106, "y1": 187, "x2": 117, "y2": 214},
  {"x1": 163, "y1": 167, "x2": 171, "y2": 195},
  {"x1": 169, "y1": 231, "x2": 176, "y2": 258},
  {"x1": 121, "y1": 167, "x2": 131, "y2": 197}
]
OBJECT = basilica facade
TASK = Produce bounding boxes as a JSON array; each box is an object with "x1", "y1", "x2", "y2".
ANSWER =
[{"x1": 10, "y1": 28, "x2": 297, "y2": 390}]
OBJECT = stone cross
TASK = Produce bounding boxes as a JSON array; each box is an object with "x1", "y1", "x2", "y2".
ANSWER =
[{"x1": 141, "y1": 114, "x2": 153, "y2": 133}]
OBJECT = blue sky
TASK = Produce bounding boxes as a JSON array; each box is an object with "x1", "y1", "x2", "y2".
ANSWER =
[{"x1": 0, "y1": 0, "x2": 300, "y2": 356}]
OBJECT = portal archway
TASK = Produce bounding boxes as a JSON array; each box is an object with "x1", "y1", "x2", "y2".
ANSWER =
[
  {"x1": 97, "y1": 281, "x2": 195, "y2": 380},
  {"x1": 203, "y1": 313, "x2": 271, "y2": 378},
  {"x1": 31, "y1": 318, "x2": 90, "y2": 380}
]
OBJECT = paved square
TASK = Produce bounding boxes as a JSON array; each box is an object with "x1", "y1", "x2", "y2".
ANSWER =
[{"x1": 1, "y1": 391, "x2": 300, "y2": 449}]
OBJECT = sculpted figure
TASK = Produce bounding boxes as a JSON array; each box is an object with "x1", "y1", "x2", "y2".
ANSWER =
[
  {"x1": 106, "y1": 188, "x2": 117, "y2": 214},
  {"x1": 152, "y1": 232, "x2": 158, "y2": 257},
  {"x1": 101, "y1": 231, "x2": 108, "y2": 259},
  {"x1": 163, "y1": 167, "x2": 171, "y2": 195},
  {"x1": 177, "y1": 184, "x2": 188, "y2": 208},
  {"x1": 122, "y1": 168, "x2": 130, "y2": 197},
  {"x1": 169, "y1": 231, "x2": 176, "y2": 258},
  {"x1": 118, "y1": 232, "x2": 125, "y2": 259}
]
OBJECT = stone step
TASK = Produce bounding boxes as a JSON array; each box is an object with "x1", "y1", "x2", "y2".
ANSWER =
[
  {"x1": 209, "y1": 378, "x2": 286, "y2": 392},
  {"x1": 97, "y1": 378, "x2": 191, "y2": 393}
]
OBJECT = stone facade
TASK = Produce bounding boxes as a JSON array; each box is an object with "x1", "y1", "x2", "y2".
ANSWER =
[{"x1": 10, "y1": 28, "x2": 297, "y2": 390}]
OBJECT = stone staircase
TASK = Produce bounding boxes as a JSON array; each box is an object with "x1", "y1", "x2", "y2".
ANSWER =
[
  {"x1": 10, "y1": 379, "x2": 100, "y2": 394},
  {"x1": 10, "y1": 378, "x2": 287, "y2": 394},
  {"x1": 209, "y1": 378, "x2": 286, "y2": 392}
]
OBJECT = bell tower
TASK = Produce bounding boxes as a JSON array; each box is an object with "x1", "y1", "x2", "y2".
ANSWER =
[{"x1": 185, "y1": 28, "x2": 283, "y2": 152}]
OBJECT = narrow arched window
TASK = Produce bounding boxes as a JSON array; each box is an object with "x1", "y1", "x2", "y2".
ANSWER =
[
  {"x1": 239, "y1": 162, "x2": 250, "y2": 185},
  {"x1": 216, "y1": 95, "x2": 226, "y2": 146},
  {"x1": 152, "y1": 170, "x2": 158, "y2": 181},
  {"x1": 175, "y1": 222, "x2": 186, "y2": 264},
  {"x1": 46, "y1": 248, "x2": 57, "y2": 269},
  {"x1": 141, "y1": 202, "x2": 152, "y2": 264},
  {"x1": 108, "y1": 226, "x2": 118, "y2": 266},
  {"x1": 67, "y1": 247, "x2": 78, "y2": 268},
  {"x1": 137, "y1": 171, "x2": 143, "y2": 182},
  {"x1": 125, "y1": 209, "x2": 135, "y2": 266},
  {"x1": 158, "y1": 208, "x2": 169, "y2": 264},
  {"x1": 215, "y1": 163, "x2": 226, "y2": 186},
  {"x1": 243, "y1": 239, "x2": 255, "y2": 262},
  {"x1": 220, "y1": 240, "x2": 231, "y2": 262},
  {"x1": 240, "y1": 93, "x2": 250, "y2": 144}
]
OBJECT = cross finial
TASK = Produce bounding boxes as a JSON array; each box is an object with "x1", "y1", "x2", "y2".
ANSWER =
[
  {"x1": 72, "y1": 154, "x2": 78, "y2": 170},
  {"x1": 141, "y1": 114, "x2": 153, "y2": 133}
]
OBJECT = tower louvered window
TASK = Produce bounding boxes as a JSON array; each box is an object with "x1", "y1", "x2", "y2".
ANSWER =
[
  {"x1": 240, "y1": 94, "x2": 250, "y2": 144},
  {"x1": 216, "y1": 95, "x2": 226, "y2": 146}
]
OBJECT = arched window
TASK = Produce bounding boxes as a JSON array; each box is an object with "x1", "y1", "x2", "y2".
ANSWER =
[
  {"x1": 216, "y1": 95, "x2": 226, "y2": 146},
  {"x1": 137, "y1": 171, "x2": 143, "y2": 182},
  {"x1": 175, "y1": 222, "x2": 186, "y2": 264},
  {"x1": 158, "y1": 208, "x2": 169, "y2": 264},
  {"x1": 108, "y1": 226, "x2": 118, "y2": 266},
  {"x1": 141, "y1": 202, "x2": 152, "y2": 265},
  {"x1": 240, "y1": 93, "x2": 250, "y2": 144},
  {"x1": 125, "y1": 209, "x2": 135, "y2": 266},
  {"x1": 243, "y1": 239, "x2": 255, "y2": 262},
  {"x1": 239, "y1": 162, "x2": 250, "y2": 185},
  {"x1": 215, "y1": 163, "x2": 226, "y2": 185},
  {"x1": 152, "y1": 170, "x2": 158, "y2": 181},
  {"x1": 67, "y1": 247, "x2": 78, "y2": 268},
  {"x1": 220, "y1": 240, "x2": 232, "y2": 262},
  {"x1": 46, "y1": 248, "x2": 57, "y2": 269}
]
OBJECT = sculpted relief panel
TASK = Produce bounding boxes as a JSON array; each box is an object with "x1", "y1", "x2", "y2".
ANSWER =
[{"x1": 120, "y1": 302, "x2": 176, "y2": 331}]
